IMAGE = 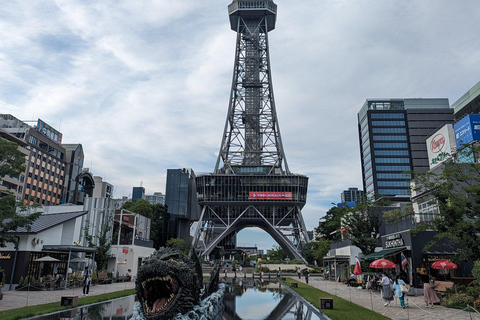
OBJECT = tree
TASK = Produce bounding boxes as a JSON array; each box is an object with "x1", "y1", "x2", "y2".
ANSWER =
[
  {"x1": 128, "y1": 199, "x2": 153, "y2": 219},
  {"x1": 150, "y1": 204, "x2": 168, "y2": 249},
  {"x1": 166, "y1": 238, "x2": 190, "y2": 254},
  {"x1": 267, "y1": 245, "x2": 287, "y2": 261},
  {"x1": 83, "y1": 218, "x2": 112, "y2": 270},
  {"x1": 412, "y1": 153, "x2": 480, "y2": 263},
  {"x1": 303, "y1": 239, "x2": 331, "y2": 265},
  {"x1": 0, "y1": 139, "x2": 26, "y2": 178},
  {"x1": 0, "y1": 196, "x2": 41, "y2": 247},
  {"x1": 121, "y1": 201, "x2": 168, "y2": 249},
  {"x1": 0, "y1": 139, "x2": 40, "y2": 248},
  {"x1": 342, "y1": 199, "x2": 384, "y2": 256},
  {"x1": 315, "y1": 205, "x2": 345, "y2": 241}
]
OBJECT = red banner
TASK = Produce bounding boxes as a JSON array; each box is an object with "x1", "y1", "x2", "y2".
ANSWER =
[{"x1": 249, "y1": 192, "x2": 292, "y2": 200}]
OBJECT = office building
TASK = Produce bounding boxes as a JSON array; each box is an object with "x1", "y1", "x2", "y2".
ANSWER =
[
  {"x1": 132, "y1": 186, "x2": 145, "y2": 203},
  {"x1": 358, "y1": 99, "x2": 454, "y2": 202},
  {"x1": 62, "y1": 144, "x2": 85, "y2": 203},
  {"x1": 145, "y1": 192, "x2": 165, "y2": 205},
  {"x1": 340, "y1": 187, "x2": 364, "y2": 204},
  {"x1": 93, "y1": 176, "x2": 114, "y2": 198},
  {"x1": 451, "y1": 80, "x2": 480, "y2": 120},
  {"x1": 0, "y1": 115, "x2": 67, "y2": 205},
  {"x1": 0, "y1": 128, "x2": 29, "y2": 201},
  {"x1": 165, "y1": 168, "x2": 199, "y2": 241}
]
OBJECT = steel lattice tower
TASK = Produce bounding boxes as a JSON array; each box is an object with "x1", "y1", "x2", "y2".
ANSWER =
[{"x1": 193, "y1": 0, "x2": 310, "y2": 262}]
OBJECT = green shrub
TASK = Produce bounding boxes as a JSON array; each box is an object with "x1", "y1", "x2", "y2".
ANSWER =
[
  {"x1": 466, "y1": 285, "x2": 480, "y2": 299},
  {"x1": 441, "y1": 293, "x2": 475, "y2": 308},
  {"x1": 18, "y1": 276, "x2": 24, "y2": 287}
]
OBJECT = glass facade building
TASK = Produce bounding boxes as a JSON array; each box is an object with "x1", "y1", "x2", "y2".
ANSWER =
[{"x1": 358, "y1": 99, "x2": 453, "y2": 201}]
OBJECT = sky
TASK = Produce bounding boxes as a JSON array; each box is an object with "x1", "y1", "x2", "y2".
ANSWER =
[{"x1": 1, "y1": 1, "x2": 480, "y2": 251}]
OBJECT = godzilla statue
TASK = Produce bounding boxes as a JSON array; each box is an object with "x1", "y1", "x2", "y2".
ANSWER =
[{"x1": 131, "y1": 247, "x2": 224, "y2": 320}]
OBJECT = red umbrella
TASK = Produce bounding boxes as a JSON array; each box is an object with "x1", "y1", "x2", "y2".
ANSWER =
[
  {"x1": 370, "y1": 258, "x2": 396, "y2": 269},
  {"x1": 431, "y1": 260, "x2": 458, "y2": 270},
  {"x1": 354, "y1": 257, "x2": 362, "y2": 275}
]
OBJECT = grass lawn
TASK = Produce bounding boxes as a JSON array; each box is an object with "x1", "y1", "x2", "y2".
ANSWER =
[
  {"x1": 0, "y1": 289, "x2": 135, "y2": 320},
  {"x1": 283, "y1": 278, "x2": 390, "y2": 320}
]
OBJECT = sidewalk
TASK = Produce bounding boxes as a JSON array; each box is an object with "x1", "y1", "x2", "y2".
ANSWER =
[
  {"x1": 294, "y1": 276, "x2": 480, "y2": 320},
  {"x1": 0, "y1": 282, "x2": 135, "y2": 312}
]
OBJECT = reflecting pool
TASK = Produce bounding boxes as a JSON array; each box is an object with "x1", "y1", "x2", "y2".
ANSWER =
[{"x1": 25, "y1": 280, "x2": 324, "y2": 320}]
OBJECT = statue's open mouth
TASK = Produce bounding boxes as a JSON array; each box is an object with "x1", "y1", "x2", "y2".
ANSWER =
[{"x1": 141, "y1": 275, "x2": 179, "y2": 314}]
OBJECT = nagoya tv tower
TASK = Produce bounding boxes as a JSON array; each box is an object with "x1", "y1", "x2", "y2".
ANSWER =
[{"x1": 193, "y1": 0, "x2": 310, "y2": 262}]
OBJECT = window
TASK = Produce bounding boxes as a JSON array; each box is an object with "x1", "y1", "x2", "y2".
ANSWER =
[
  {"x1": 372, "y1": 135, "x2": 407, "y2": 141},
  {"x1": 376, "y1": 165, "x2": 411, "y2": 172},
  {"x1": 371, "y1": 121, "x2": 405, "y2": 126},
  {"x1": 372, "y1": 127, "x2": 406, "y2": 134},
  {"x1": 371, "y1": 113, "x2": 405, "y2": 119},
  {"x1": 377, "y1": 173, "x2": 412, "y2": 179},
  {"x1": 373, "y1": 143, "x2": 409, "y2": 149},
  {"x1": 374, "y1": 150, "x2": 409, "y2": 156},
  {"x1": 28, "y1": 136, "x2": 37, "y2": 145},
  {"x1": 377, "y1": 181, "x2": 411, "y2": 187},
  {"x1": 375, "y1": 158, "x2": 410, "y2": 164},
  {"x1": 378, "y1": 189, "x2": 411, "y2": 195}
]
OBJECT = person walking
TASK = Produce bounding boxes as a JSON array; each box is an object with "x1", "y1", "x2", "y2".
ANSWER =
[
  {"x1": 303, "y1": 268, "x2": 310, "y2": 284},
  {"x1": 392, "y1": 276, "x2": 407, "y2": 308},
  {"x1": 81, "y1": 266, "x2": 93, "y2": 296},
  {"x1": 297, "y1": 267, "x2": 301, "y2": 279},
  {"x1": 380, "y1": 272, "x2": 394, "y2": 307},
  {"x1": 423, "y1": 277, "x2": 440, "y2": 308}
]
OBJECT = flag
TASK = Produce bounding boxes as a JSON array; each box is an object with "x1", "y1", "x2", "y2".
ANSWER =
[{"x1": 401, "y1": 253, "x2": 408, "y2": 272}]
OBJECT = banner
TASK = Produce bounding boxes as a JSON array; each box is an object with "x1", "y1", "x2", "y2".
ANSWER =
[{"x1": 249, "y1": 192, "x2": 292, "y2": 200}]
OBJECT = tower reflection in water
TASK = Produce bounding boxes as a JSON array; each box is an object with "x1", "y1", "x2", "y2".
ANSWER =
[{"x1": 223, "y1": 279, "x2": 322, "y2": 320}]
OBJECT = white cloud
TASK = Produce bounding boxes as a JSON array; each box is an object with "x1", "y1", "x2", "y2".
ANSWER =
[{"x1": 2, "y1": 0, "x2": 480, "y2": 250}]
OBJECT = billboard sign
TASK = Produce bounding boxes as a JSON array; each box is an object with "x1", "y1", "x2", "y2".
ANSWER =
[
  {"x1": 249, "y1": 192, "x2": 292, "y2": 200},
  {"x1": 36, "y1": 119, "x2": 63, "y2": 144},
  {"x1": 426, "y1": 124, "x2": 456, "y2": 169},
  {"x1": 454, "y1": 114, "x2": 480, "y2": 147}
]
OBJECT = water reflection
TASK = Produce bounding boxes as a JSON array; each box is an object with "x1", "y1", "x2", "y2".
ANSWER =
[
  {"x1": 224, "y1": 279, "x2": 322, "y2": 320},
  {"x1": 25, "y1": 295, "x2": 136, "y2": 320},
  {"x1": 26, "y1": 280, "x2": 322, "y2": 320}
]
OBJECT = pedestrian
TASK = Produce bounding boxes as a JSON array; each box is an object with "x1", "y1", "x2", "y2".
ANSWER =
[
  {"x1": 277, "y1": 267, "x2": 282, "y2": 277},
  {"x1": 126, "y1": 269, "x2": 132, "y2": 281},
  {"x1": 423, "y1": 277, "x2": 440, "y2": 308},
  {"x1": 233, "y1": 265, "x2": 237, "y2": 278},
  {"x1": 297, "y1": 267, "x2": 301, "y2": 279},
  {"x1": 392, "y1": 276, "x2": 407, "y2": 308},
  {"x1": 380, "y1": 272, "x2": 394, "y2": 307},
  {"x1": 303, "y1": 268, "x2": 310, "y2": 284},
  {"x1": 81, "y1": 266, "x2": 92, "y2": 296}
]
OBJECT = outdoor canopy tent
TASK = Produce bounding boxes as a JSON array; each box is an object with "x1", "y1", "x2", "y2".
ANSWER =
[{"x1": 360, "y1": 247, "x2": 406, "y2": 261}]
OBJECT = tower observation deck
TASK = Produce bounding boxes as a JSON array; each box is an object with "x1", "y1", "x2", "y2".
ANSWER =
[{"x1": 193, "y1": 0, "x2": 310, "y2": 262}]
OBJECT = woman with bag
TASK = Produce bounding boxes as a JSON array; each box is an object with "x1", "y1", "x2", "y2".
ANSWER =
[{"x1": 392, "y1": 276, "x2": 408, "y2": 308}]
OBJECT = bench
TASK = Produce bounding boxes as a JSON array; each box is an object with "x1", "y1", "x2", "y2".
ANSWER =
[
  {"x1": 97, "y1": 272, "x2": 112, "y2": 284},
  {"x1": 433, "y1": 280, "x2": 454, "y2": 299},
  {"x1": 116, "y1": 276, "x2": 128, "y2": 282}
]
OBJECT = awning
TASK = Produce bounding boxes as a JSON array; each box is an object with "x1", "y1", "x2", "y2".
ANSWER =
[
  {"x1": 360, "y1": 247, "x2": 406, "y2": 261},
  {"x1": 42, "y1": 245, "x2": 97, "y2": 253}
]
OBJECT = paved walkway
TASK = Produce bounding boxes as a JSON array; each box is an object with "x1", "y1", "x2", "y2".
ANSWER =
[
  {"x1": 294, "y1": 276, "x2": 480, "y2": 320},
  {"x1": 0, "y1": 282, "x2": 135, "y2": 312}
]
